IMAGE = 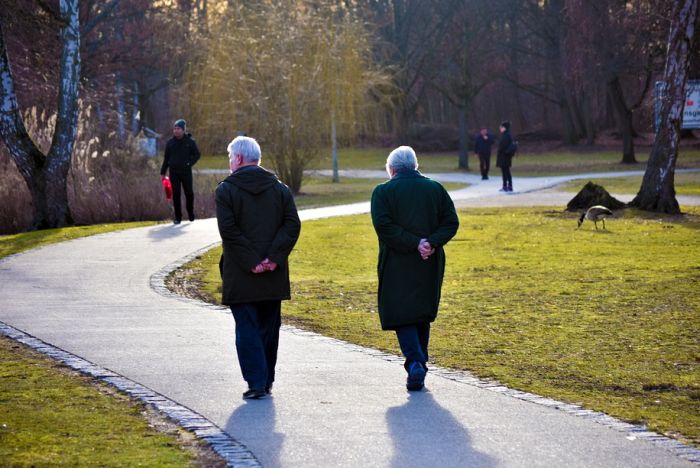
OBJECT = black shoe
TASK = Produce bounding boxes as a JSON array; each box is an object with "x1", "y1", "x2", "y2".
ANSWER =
[
  {"x1": 481, "y1": 176, "x2": 488, "y2": 180},
  {"x1": 242, "y1": 388, "x2": 268, "y2": 400},
  {"x1": 188, "y1": 215, "x2": 195, "y2": 222},
  {"x1": 406, "y1": 361, "x2": 426, "y2": 391},
  {"x1": 265, "y1": 384, "x2": 273, "y2": 395},
  {"x1": 173, "y1": 219, "x2": 181, "y2": 225}
]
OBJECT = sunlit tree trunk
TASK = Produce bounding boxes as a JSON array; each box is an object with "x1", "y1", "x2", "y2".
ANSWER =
[
  {"x1": 630, "y1": 0, "x2": 698, "y2": 214},
  {"x1": 0, "y1": 0, "x2": 81, "y2": 229}
]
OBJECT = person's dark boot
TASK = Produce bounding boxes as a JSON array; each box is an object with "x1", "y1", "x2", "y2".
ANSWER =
[{"x1": 406, "y1": 361, "x2": 426, "y2": 391}]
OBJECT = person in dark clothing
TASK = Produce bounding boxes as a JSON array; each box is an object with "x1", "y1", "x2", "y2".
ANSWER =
[
  {"x1": 473, "y1": 127, "x2": 495, "y2": 180},
  {"x1": 160, "y1": 119, "x2": 201, "y2": 224},
  {"x1": 371, "y1": 146, "x2": 459, "y2": 391},
  {"x1": 496, "y1": 121, "x2": 516, "y2": 192},
  {"x1": 216, "y1": 136, "x2": 301, "y2": 400}
]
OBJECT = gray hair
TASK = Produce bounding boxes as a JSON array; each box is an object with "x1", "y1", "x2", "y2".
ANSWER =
[
  {"x1": 386, "y1": 146, "x2": 418, "y2": 173},
  {"x1": 227, "y1": 136, "x2": 261, "y2": 163}
]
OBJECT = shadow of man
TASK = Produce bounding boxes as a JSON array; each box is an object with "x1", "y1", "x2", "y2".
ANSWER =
[
  {"x1": 386, "y1": 391, "x2": 496, "y2": 468},
  {"x1": 146, "y1": 222, "x2": 191, "y2": 241},
  {"x1": 225, "y1": 399, "x2": 284, "y2": 468}
]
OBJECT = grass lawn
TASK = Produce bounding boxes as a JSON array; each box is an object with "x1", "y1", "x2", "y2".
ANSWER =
[
  {"x1": 198, "y1": 147, "x2": 700, "y2": 176},
  {"x1": 193, "y1": 173, "x2": 466, "y2": 210},
  {"x1": 0, "y1": 336, "x2": 201, "y2": 466},
  {"x1": 0, "y1": 221, "x2": 158, "y2": 259},
  {"x1": 0, "y1": 222, "x2": 214, "y2": 466},
  {"x1": 184, "y1": 206, "x2": 700, "y2": 446},
  {"x1": 558, "y1": 171, "x2": 700, "y2": 197}
]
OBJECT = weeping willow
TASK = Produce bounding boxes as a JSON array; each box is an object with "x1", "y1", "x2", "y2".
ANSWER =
[{"x1": 177, "y1": 0, "x2": 391, "y2": 193}]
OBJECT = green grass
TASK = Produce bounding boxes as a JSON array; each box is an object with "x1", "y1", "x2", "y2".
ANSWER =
[
  {"x1": 193, "y1": 173, "x2": 465, "y2": 210},
  {"x1": 197, "y1": 148, "x2": 700, "y2": 176},
  {"x1": 559, "y1": 171, "x2": 700, "y2": 196},
  {"x1": 0, "y1": 221, "x2": 208, "y2": 465},
  {"x1": 0, "y1": 336, "x2": 196, "y2": 466},
  {"x1": 293, "y1": 177, "x2": 465, "y2": 209},
  {"x1": 0, "y1": 222, "x2": 158, "y2": 259},
  {"x1": 186, "y1": 207, "x2": 700, "y2": 446}
]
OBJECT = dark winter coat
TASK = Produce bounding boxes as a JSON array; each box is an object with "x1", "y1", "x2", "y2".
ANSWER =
[
  {"x1": 474, "y1": 134, "x2": 495, "y2": 156},
  {"x1": 496, "y1": 130, "x2": 515, "y2": 168},
  {"x1": 160, "y1": 134, "x2": 201, "y2": 175},
  {"x1": 215, "y1": 165, "x2": 301, "y2": 305},
  {"x1": 370, "y1": 170, "x2": 459, "y2": 330}
]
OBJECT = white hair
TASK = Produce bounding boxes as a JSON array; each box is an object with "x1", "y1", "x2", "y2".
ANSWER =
[
  {"x1": 227, "y1": 136, "x2": 261, "y2": 163},
  {"x1": 386, "y1": 146, "x2": 418, "y2": 173}
]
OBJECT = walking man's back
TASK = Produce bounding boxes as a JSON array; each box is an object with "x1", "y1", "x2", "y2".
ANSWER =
[{"x1": 216, "y1": 136, "x2": 301, "y2": 400}]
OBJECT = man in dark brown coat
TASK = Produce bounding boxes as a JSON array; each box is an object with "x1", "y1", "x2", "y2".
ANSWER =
[{"x1": 216, "y1": 136, "x2": 301, "y2": 399}]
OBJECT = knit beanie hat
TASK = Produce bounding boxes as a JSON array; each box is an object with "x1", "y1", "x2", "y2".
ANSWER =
[
  {"x1": 174, "y1": 119, "x2": 186, "y2": 130},
  {"x1": 500, "y1": 120, "x2": 511, "y2": 130}
]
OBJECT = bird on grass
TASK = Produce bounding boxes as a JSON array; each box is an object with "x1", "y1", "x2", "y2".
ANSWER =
[{"x1": 577, "y1": 205, "x2": 613, "y2": 230}]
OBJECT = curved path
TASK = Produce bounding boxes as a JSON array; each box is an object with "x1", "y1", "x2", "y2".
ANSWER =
[{"x1": 1, "y1": 172, "x2": 699, "y2": 467}]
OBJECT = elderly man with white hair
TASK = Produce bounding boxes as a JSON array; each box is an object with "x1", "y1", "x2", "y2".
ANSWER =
[
  {"x1": 370, "y1": 146, "x2": 459, "y2": 391},
  {"x1": 216, "y1": 136, "x2": 301, "y2": 400}
]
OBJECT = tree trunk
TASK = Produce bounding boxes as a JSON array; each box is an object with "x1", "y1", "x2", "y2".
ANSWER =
[
  {"x1": 607, "y1": 75, "x2": 637, "y2": 164},
  {"x1": 630, "y1": 0, "x2": 698, "y2": 214},
  {"x1": 331, "y1": 111, "x2": 339, "y2": 182},
  {"x1": 581, "y1": 86, "x2": 596, "y2": 145},
  {"x1": 0, "y1": 0, "x2": 80, "y2": 230},
  {"x1": 44, "y1": 0, "x2": 81, "y2": 227},
  {"x1": 458, "y1": 106, "x2": 468, "y2": 170}
]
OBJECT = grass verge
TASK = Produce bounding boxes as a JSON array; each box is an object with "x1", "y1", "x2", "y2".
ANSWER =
[
  {"x1": 198, "y1": 148, "x2": 700, "y2": 176},
  {"x1": 0, "y1": 336, "x2": 212, "y2": 466},
  {"x1": 183, "y1": 206, "x2": 700, "y2": 446},
  {"x1": 558, "y1": 172, "x2": 700, "y2": 197},
  {"x1": 0, "y1": 222, "x2": 222, "y2": 465},
  {"x1": 0, "y1": 221, "x2": 158, "y2": 259}
]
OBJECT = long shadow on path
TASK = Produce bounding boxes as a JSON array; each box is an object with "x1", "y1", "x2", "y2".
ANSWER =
[
  {"x1": 226, "y1": 399, "x2": 284, "y2": 468},
  {"x1": 386, "y1": 391, "x2": 496, "y2": 468}
]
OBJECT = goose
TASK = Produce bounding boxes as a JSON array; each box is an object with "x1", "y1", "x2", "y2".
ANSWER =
[{"x1": 578, "y1": 205, "x2": 613, "y2": 230}]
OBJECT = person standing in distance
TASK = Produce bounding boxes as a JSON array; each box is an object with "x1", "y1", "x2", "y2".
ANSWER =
[
  {"x1": 474, "y1": 126, "x2": 495, "y2": 180},
  {"x1": 216, "y1": 136, "x2": 301, "y2": 400},
  {"x1": 496, "y1": 120, "x2": 516, "y2": 192},
  {"x1": 371, "y1": 146, "x2": 459, "y2": 391},
  {"x1": 161, "y1": 119, "x2": 200, "y2": 224}
]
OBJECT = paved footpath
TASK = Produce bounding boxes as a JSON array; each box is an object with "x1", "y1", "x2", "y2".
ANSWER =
[{"x1": 1, "y1": 172, "x2": 699, "y2": 467}]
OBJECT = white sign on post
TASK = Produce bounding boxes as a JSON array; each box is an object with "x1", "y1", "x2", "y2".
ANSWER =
[
  {"x1": 683, "y1": 80, "x2": 700, "y2": 129},
  {"x1": 654, "y1": 79, "x2": 700, "y2": 131}
]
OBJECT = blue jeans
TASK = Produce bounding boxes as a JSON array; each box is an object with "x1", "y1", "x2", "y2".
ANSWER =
[
  {"x1": 231, "y1": 301, "x2": 281, "y2": 390},
  {"x1": 395, "y1": 323, "x2": 430, "y2": 372}
]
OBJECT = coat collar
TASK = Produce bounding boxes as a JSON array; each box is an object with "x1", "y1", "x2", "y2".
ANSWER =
[{"x1": 392, "y1": 169, "x2": 423, "y2": 180}]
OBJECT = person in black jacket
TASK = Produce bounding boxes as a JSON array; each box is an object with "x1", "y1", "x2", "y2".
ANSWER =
[
  {"x1": 496, "y1": 121, "x2": 516, "y2": 192},
  {"x1": 160, "y1": 119, "x2": 201, "y2": 224},
  {"x1": 473, "y1": 127, "x2": 495, "y2": 180},
  {"x1": 216, "y1": 136, "x2": 301, "y2": 400}
]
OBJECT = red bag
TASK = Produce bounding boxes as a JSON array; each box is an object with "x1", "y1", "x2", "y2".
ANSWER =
[{"x1": 162, "y1": 176, "x2": 173, "y2": 201}]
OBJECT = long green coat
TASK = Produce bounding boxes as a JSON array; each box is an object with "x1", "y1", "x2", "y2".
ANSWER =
[{"x1": 370, "y1": 170, "x2": 459, "y2": 330}]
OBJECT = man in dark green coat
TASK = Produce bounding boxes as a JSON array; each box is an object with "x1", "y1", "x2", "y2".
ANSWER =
[
  {"x1": 371, "y1": 146, "x2": 459, "y2": 391},
  {"x1": 216, "y1": 136, "x2": 301, "y2": 400}
]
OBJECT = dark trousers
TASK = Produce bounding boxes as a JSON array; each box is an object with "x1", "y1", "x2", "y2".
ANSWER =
[
  {"x1": 478, "y1": 154, "x2": 490, "y2": 178},
  {"x1": 395, "y1": 323, "x2": 430, "y2": 372},
  {"x1": 501, "y1": 166, "x2": 512, "y2": 189},
  {"x1": 170, "y1": 170, "x2": 194, "y2": 222},
  {"x1": 230, "y1": 301, "x2": 281, "y2": 390}
]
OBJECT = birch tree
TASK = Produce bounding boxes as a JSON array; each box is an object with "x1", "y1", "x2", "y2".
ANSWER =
[
  {"x1": 630, "y1": 0, "x2": 698, "y2": 214},
  {"x1": 0, "y1": 0, "x2": 81, "y2": 229}
]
